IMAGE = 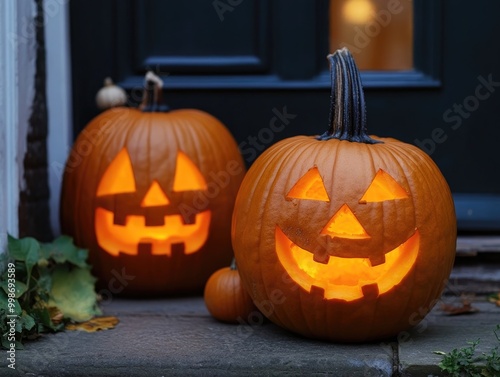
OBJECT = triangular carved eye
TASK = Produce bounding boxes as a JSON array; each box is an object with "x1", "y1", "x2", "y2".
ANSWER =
[
  {"x1": 173, "y1": 151, "x2": 207, "y2": 192},
  {"x1": 97, "y1": 148, "x2": 136, "y2": 196},
  {"x1": 286, "y1": 167, "x2": 330, "y2": 202},
  {"x1": 360, "y1": 169, "x2": 408, "y2": 203}
]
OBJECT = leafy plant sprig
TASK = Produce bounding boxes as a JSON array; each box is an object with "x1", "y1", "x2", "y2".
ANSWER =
[
  {"x1": 434, "y1": 325, "x2": 500, "y2": 377},
  {"x1": 1, "y1": 235, "x2": 101, "y2": 349}
]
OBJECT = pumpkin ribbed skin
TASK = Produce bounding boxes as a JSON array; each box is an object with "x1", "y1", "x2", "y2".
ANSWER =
[
  {"x1": 232, "y1": 135, "x2": 456, "y2": 342},
  {"x1": 204, "y1": 264, "x2": 257, "y2": 323},
  {"x1": 233, "y1": 48, "x2": 457, "y2": 342},
  {"x1": 61, "y1": 107, "x2": 245, "y2": 296}
]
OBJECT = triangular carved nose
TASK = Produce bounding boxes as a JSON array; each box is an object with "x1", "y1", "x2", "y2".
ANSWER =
[
  {"x1": 141, "y1": 180, "x2": 170, "y2": 207},
  {"x1": 321, "y1": 204, "x2": 370, "y2": 239}
]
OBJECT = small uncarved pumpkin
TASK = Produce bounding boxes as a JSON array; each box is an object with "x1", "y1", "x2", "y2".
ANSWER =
[
  {"x1": 95, "y1": 77, "x2": 127, "y2": 110},
  {"x1": 231, "y1": 49, "x2": 457, "y2": 342},
  {"x1": 204, "y1": 259, "x2": 257, "y2": 323},
  {"x1": 61, "y1": 72, "x2": 245, "y2": 296}
]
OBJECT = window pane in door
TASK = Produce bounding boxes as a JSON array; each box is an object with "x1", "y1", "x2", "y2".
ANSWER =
[{"x1": 329, "y1": 0, "x2": 413, "y2": 71}]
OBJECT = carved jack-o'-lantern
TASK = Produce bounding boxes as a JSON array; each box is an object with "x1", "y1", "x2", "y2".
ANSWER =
[
  {"x1": 61, "y1": 72, "x2": 245, "y2": 296},
  {"x1": 94, "y1": 148, "x2": 211, "y2": 258},
  {"x1": 276, "y1": 167, "x2": 419, "y2": 302},
  {"x1": 232, "y1": 49, "x2": 456, "y2": 342}
]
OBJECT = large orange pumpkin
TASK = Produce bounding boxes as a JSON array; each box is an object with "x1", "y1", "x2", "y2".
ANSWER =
[
  {"x1": 232, "y1": 49, "x2": 456, "y2": 342},
  {"x1": 61, "y1": 72, "x2": 245, "y2": 296}
]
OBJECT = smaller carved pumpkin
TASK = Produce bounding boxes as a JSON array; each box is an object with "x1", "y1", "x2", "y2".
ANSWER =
[{"x1": 61, "y1": 72, "x2": 246, "y2": 296}]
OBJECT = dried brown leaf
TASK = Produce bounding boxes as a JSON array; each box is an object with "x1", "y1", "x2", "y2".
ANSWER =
[
  {"x1": 440, "y1": 302, "x2": 479, "y2": 316},
  {"x1": 66, "y1": 316, "x2": 119, "y2": 332},
  {"x1": 48, "y1": 307, "x2": 64, "y2": 324},
  {"x1": 487, "y1": 293, "x2": 500, "y2": 307}
]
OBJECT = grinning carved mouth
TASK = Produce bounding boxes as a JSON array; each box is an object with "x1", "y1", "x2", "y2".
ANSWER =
[
  {"x1": 275, "y1": 226, "x2": 419, "y2": 301},
  {"x1": 95, "y1": 207, "x2": 211, "y2": 256}
]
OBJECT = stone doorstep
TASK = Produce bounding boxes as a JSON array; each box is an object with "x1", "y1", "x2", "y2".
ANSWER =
[
  {"x1": 4, "y1": 297, "x2": 500, "y2": 377},
  {"x1": 456, "y1": 235, "x2": 500, "y2": 256}
]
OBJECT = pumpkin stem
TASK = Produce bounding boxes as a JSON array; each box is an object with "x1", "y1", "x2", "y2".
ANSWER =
[
  {"x1": 317, "y1": 48, "x2": 381, "y2": 144},
  {"x1": 103, "y1": 77, "x2": 114, "y2": 87},
  {"x1": 139, "y1": 71, "x2": 170, "y2": 112},
  {"x1": 230, "y1": 258, "x2": 237, "y2": 270}
]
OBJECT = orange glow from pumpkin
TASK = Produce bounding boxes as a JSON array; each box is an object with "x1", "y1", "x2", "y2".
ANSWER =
[
  {"x1": 95, "y1": 208, "x2": 211, "y2": 256},
  {"x1": 97, "y1": 148, "x2": 136, "y2": 196},
  {"x1": 276, "y1": 226, "x2": 419, "y2": 301},
  {"x1": 141, "y1": 180, "x2": 170, "y2": 207},
  {"x1": 95, "y1": 149, "x2": 212, "y2": 257},
  {"x1": 321, "y1": 204, "x2": 370, "y2": 239},
  {"x1": 173, "y1": 151, "x2": 208, "y2": 192},
  {"x1": 360, "y1": 169, "x2": 409, "y2": 203},
  {"x1": 286, "y1": 167, "x2": 330, "y2": 202}
]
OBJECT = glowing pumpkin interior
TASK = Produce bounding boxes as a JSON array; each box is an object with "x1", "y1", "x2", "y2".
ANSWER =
[
  {"x1": 277, "y1": 167, "x2": 418, "y2": 301},
  {"x1": 95, "y1": 148, "x2": 211, "y2": 257}
]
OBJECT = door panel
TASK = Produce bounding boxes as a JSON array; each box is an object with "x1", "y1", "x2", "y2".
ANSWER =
[{"x1": 133, "y1": 0, "x2": 269, "y2": 73}]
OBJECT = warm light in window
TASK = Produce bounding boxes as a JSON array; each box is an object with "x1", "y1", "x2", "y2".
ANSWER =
[
  {"x1": 342, "y1": 0, "x2": 375, "y2": 25},
  {"x1": 330, "y1": 0, "x2": 414, "y2": 71}
]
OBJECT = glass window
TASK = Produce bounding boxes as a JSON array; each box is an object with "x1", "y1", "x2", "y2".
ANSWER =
[{"x1": 330, "y1": 0, "x2": 413, "y2": 71}]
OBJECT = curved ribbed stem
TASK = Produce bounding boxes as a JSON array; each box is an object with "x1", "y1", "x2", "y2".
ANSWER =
[
  {"x1": 139, "y1": 71, "x2": 170, "y2": 112},
  {"x1": 317, "y1": 48, "x2": 381, "y2": 144}
]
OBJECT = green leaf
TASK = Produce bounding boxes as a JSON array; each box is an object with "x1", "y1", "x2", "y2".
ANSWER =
[
  {"x1": 15, "y1": 311, "x2": 36, "y2": 333},
  {"x1": 0, "y1": 290, "x2": 22, "y2": 316},
  {"x1": 14, "y1": 341, "x2": 23, "y2": 350},
  {"x1": 1, "y1": 336, "x2": 12, "y2": 350},
  {"x1": 41, "y1": 236, "x2": 89, "y2": 268},
  {"x1": 36, "y1": 270, "x2": 52, "y2": 293},
  {"x1": 32, "y1": 307, "x2": 64, "y2": 332},
  {"x1": 8, "y1": 235, "x2": 40, "y2": 263},
  {"x1": 0, "y1": 280, "x2": 28, "y2": 298},
  {"x1": 0, "y1": 289, "x2": 8, "y2": 307},
  {"x1": 0, "y1": 252, "x2": 8, "y2": 273},
  {"x1": 8, "y1": 235, "x2": 40, "y2": 282},
  {"x1": 20, "y1": 311, "x2": 36, "y2": 331},
  {"x1": 48, "y1": 265, "x2": 101, "y2": 322},
  {"x1": 2, "y1": 234, "x2": 98, "y2": 349}
]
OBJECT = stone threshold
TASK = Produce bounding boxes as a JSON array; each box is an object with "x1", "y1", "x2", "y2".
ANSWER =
[{"x1": 5, "y1": 297, "x2": 500, "y2": 377}]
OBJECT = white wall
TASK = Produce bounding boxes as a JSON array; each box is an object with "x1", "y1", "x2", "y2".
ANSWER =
[
  {"x1": 45, "y1": 0, "x2": 72, "y2": 236},
  {"x1": 0, "y1": 0, "x2": 73, "y2": 251},
  {"x1": 0, "y1": 0, "x2": 37, "y2": 252}
]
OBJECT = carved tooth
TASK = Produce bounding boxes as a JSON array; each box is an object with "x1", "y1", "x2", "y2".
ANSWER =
[
  {"x1": 368, "y1": 254, "x2": 386, "y2": 267},
  {"x1": 313, "y1": 252, "x2": 330, "y2": 264},
  {"x1": 181, "y1": 212, "x2": 198, "y2": 225},
  {"x1": 145, "y1": 213, "x2": 165, "y2": 226},
  {"x1": 361, "y1": 283, "x2": 379, "y2": 299},
  {"x1": 137, "y1": 243, "x2": 153, "y2": 255},
  {"x1": 171, "y1": 242, "x2": 185, "y2": 256},
  {"x1": 113, "y1": 212, "x2": 128, "y2": 226},
  {"x1": 310, "y1": 285, "x2": 326, "y2": 298}
]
